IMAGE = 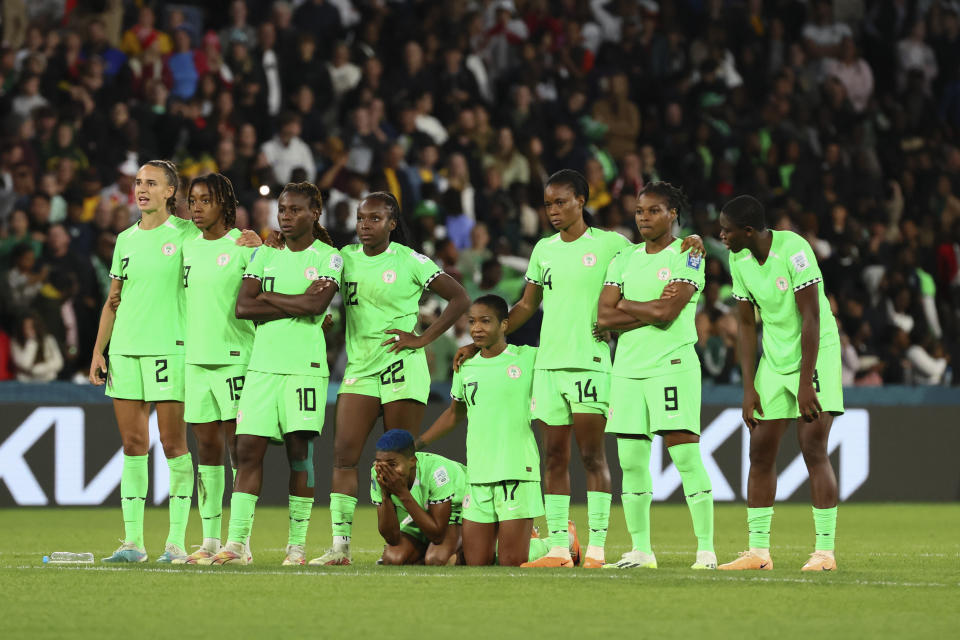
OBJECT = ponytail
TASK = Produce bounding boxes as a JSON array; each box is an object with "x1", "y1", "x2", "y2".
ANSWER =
[
  {"x1": 279, "y1": 182, "x2": 333, "y2": 246},
  {"x1": 144, "y1": 159, "x2": 180, "y2": 216}
]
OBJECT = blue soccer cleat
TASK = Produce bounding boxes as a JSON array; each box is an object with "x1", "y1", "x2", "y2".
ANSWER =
[{"x1": 102, "y1": 542, "x2": 148, "y2": 563}]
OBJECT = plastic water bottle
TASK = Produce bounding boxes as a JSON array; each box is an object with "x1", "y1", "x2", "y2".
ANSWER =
[{"x1": 43, "y1": 552, "x2": 94, "y2": 564}]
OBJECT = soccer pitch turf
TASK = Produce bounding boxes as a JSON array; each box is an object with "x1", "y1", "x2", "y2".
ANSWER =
[{"x1": 1, "y1": 504, "x2": 957, "y2": 639}]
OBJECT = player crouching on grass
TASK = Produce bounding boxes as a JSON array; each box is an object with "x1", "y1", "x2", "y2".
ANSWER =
[
  {"x1": 717, "y1": 195, "x2": 843, "y2": 572},
  {"x1": 417, "y1": 295, "x2": 561, "y2": 566},
  {"x1": 597, "y1": 182, "x2": 716, "y2": 570},
  {"x1": 371, "y1": 430, "x2": 464, "y2": 565}
]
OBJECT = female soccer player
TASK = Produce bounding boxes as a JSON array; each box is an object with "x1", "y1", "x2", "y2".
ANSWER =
[
  {"x1": 89, "y1": 159, "x2": 195, "y2": 563},
  {"x1": 418, "y1": 295, "x2": 552, "y2": 566},
  {"x1": 311, "y1": 192, "x2": 469, "y2": 566},
  {"x1": 175, "y1": 173, "x2": 258, "y2": 564},
  {"x1": 456, "y1": 170, "x2": 702, "y2": 568},
  {"x1": 716, "y1": 195, "x2": 843, "y2": 572},
  {"x1": 370, "y1": 429, "x2": 465, "y2": 566},
  {"x1": 205, "y1": 182, "x2": 342, "y2": 566},
  {"x1": 597, "y1": 182, "x2": 716, "y2": 570}
]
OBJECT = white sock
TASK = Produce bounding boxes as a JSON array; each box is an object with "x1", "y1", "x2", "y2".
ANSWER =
[
  {"x1": 333, "y1": 536, "x2": 350, "y2": 552},
  {"x1": 547, "y1": 546, "x2": 571, "y2": 558},
  {"x1": 749, "y1": 547, "x2": 771, "y2": 557},
  {"x1": 585, "y1": 545, "x2": 605, "y2": 560},
  {"x1": 202, "y1": 537, "x2": 220, "y2": 553}
]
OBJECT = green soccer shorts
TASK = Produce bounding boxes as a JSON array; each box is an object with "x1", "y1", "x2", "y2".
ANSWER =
[
  {"x1": 754, "y1": 342, "x2": 844, "y2": 420},
  {"x1": 606, "y1": 368, "x2": 702, "y2": 437},
  {"x1": 106, "y1": 353, "x2": 185, "y2": 402},
  {"x1": 236, "y1": 370, "x2": 328, "y2": 442},
  {"x1": 395, "y1": 501, "x2": 463, "y2": 545},
  {"x1": 184, "y1": 363, "x2": 247, "y2": 423},
  {"x1": 463, "y1": 480, "x2": 545, "y2": 524},
  {"x1": 531, "y1": 368, "x2": 608, "y2": 427},
  {"x1": 338, "y1": 350, "x2": 430, "y2": 404}
]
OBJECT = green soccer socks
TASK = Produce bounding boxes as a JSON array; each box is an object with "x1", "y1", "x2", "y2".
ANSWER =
[
  {"x1": 618, "y1": 437, "x2": 653, "y2": 553},
  {"x1": 668, "y1": 442, "x2": 714, "y2": 553},
  {"x1": 197, "y1": 464, "x2": 225, "y2": 543},
  {"x1": 528, "y1": 536, "x2": 552, "y2": 562},
  {"x1": 544, "y1": 494, "x2": 571, "y2": 551},
  {"x1": 586, "y1": 491, "x2": 612, "y2": 553},
  {"x1": 813, "y1": 506, "x2": 837, "y2": 551},
  {"x1": 166, "y1": 453, "x2": 194, "y2": 550},
  {"x1": 330, "y1": 493, "x2": 358, "y2": 550},
  {"x1": 227, "y1": 492, "x2": 258, "y2": 545},
  {"x1": 120, "y1": 454, "x2": 149, "y2": 549},
  {"x1": 747, "y1": 506, "x2": 774, "y2": 550},
  {"x1": 288, "y1": 495, "x2": 313, "y2": 547}
]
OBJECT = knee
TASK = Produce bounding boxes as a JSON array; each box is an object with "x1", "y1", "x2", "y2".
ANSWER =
[
  {"x1": 121, "y1": 433, "x2": 148, "y2": 456},
  {"x1": 798, "y1": 435, "x2": 829, "y2": 463},
  {"x1": 544, "y1": 444, "x2": 570, "y2": 470},
  {"x1": 332, "y1": 438, "x2": 361, "y2": 468},
  {"x1": 579, "y1": 448, "x2": 608, "y2": 475},
  {"x1": 424, "y1": 549, "x2": 450, "y2": 566},
  {"x1": 195, "y1": 439, "x2": 223, "y2": 466},
  {"x1": 159, "y1": 434, "x2": 185, "y2": 457},
  {"x1": 749, "y1": 446, "x2": 777, "y2": 471},
  {"x1": 381, "y1": 547, "x2": 405, "y2": 565}
]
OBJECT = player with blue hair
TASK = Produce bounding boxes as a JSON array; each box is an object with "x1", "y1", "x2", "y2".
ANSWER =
[{"x1": 370, "y1": 429, "x2": 466, "y2": 565}]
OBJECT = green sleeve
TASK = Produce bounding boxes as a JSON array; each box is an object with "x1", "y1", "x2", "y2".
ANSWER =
[
  {"x1": 785, "y1": 235, "x2": 823, "y2": 291},
  {"x1": 319, "y1": 249, "x2": 344, "y2": 286},
  {"x1": 729, "y1": 253, "x2": 749, "y2": 301},
  {"x1": 427, "y1": 462, "x2": 457, "y2": 504},
  {"x1": 244, "y1": 247, "x2": 266, "y2": 279},
  {"x1": 109, "y1": 235, "x2": 125, "y2": 280},
  {"x1": 451, "y1": 366, "x2": 464, "y2": 402},
  {"x1": 524, "y1": 242, "x2": 543, "y2": 285},
  {"x1": 672, "y1": 249, "x2": 705, "y2": 291},
  {"x1": 603, "y1": 250, "x2": 625, "y2": 288},
  {"x1": 369, "y1": 466, "x2": 382, "y2": 505},
  {"x1": 409, "y1": 247, "x2": 443, "y2": 289}
]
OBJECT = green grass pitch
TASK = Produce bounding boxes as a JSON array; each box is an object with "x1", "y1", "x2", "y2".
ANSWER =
[{"x1": 1, "y1": 504, "x2": 957, "y2": 639}]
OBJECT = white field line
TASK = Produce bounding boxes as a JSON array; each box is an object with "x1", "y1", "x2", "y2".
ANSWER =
[{"x1": 9, "y1": 564, "x2": 958, "y2": 589}]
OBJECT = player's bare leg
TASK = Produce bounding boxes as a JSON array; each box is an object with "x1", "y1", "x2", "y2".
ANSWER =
[
  {"x1": 425, "y1": 523, "x2": 461, "y2": 566},
  {"x1": 719, "y1": 419, "x2": 788, "y2": 570},
  {"x1": 381, "y1": 532, "x2": 426, "y2": 565},
  {"x1": 103, "y1": 399, "x2": 152, "y2": 562},
  {"x1": 497, "y1": 518, "x2": 534, "y2": 567},
  {"x1": 463, "y1": 520, "x2": 498, "y2": 566},
  {"x1": 573, "y1": 412, "x2": 611, "y2": 566},
  {"x1": 382, "y1": 398, "x2": 425, "y2": 434},
  {"x1": 282, "y1": 431, "x2": 315, "y2": 566},
  {"x1": 798, "y1": 413, "x2": 839, "y2": 571}
]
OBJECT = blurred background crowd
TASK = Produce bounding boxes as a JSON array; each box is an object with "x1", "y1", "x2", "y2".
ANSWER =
[{"x1": 0, "y1": 0, "x2": 957, "y2": 387}]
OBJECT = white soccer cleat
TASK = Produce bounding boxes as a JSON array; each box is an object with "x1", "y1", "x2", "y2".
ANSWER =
[
  {"x1": 308, "y1": 548, "x2": 352, "y2": 566},
  {"x1": 602, "y1": 550, "x2": 657, "y2": 569},
  {"x1": 691, "y1": 550, "x2": 718, "y2": 570},
  {"x1": 282, "y1": 544, "x2": 306, "y2": 566}
]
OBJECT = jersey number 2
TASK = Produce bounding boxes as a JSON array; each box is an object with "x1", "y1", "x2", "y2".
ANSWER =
[{"x1": 155, "y1": 359, "x2": 168, "y2": 383}]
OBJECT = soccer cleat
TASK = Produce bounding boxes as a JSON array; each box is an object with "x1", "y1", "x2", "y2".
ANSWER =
[
  {"x1": 205, "y1": 542, "x2": 248, "y2": 565},
  {"x1": 691, "y1": 550, "x2": 718, "y2": 570},
  {"x1": 520, "y1": 554, "x2": 574, "y2": 568},
  {"x1": 718, "y1": 550, "x2": 773, "y2": 570},
  {"x1": 156, "y1": 543, "x2": 188, "y2": 563},
  {"x1": 174, "y1": 547, "x2": 217, "y2": 565},
  {"x1": 801, "y1": 550, "x2": 837, "y2": 571},
  {"x1": 602, "y1": 550, "x2": 657, "y2": 569},
  {"x1": 308, "y1": 548, "x2": 352, "y2": 566},
  {"x1": 581, "y1": 556, "x2": 605, "y2": 569},
  {"x1": 568, "y1": 520, "x2": 581, "y2": 567},
  {"x1": 282, "y1": 544, "x2": 306, "y2": 566},
  {"x1": 102, "y1": 542, "x2": 147, "y2": 563}
]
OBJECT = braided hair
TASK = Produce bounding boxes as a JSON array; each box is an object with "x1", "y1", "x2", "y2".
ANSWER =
[
  {"x1": 278, "y1": 182, "x2": 333, "y2": 246},
  {"x1": 362, "y1": 191, "x2": 417, "y2": 250},
  {"x1": 637, "y1": 181, "x2": 690, "y2": 223},
  {"x1": 143, "y1": 159, "x2": 179, "y2": 216},
  {"x1": 545, "y1": 169, "x2": 594, "y2": 226},
  {"x1": 189, "y1": 173, "x2": 239, "y2": 228}
]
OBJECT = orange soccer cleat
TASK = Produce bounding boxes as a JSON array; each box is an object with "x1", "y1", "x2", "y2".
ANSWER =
[
  {"x1": 801, "y1": 550, "x2": 837, "y2": 571},
  {"x1": 717, "y1": 550, "x2": 773, "y2": 570}
]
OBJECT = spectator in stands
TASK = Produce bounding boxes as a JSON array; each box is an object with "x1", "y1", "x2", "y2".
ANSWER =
[
  {"x1": 11, "y1": 312, "x2": 63, "y2": 382},
  {"x1": 592, "y1": 72, "x2": 640, "y2": 162},
  {"x1": 260, "y1": 111, "x2": 315, "y2": 185},
  {"x1": 121, "y1": 5, "x2": 172, "y2": 57}
]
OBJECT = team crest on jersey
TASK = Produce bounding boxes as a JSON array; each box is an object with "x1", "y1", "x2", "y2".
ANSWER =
[
  {"x1": 161, "y1": 242, "x2": 176, "y2": 256},
  {"x1": 217, "y1": 253, "x2": 230, "y2": 266},
  {"x1": 658, "y1": 267, "x2": 671, "y2": 281},
  {"x1": 433, "y1": 466, "x2": 450, "y2": 488},
  {"x1": 776, "y1": 277, "x2": 789, "y2": 292},
  {"x1": 382, "y1": 269, "x2": 397, "y2": 283},
  {"x1": 304, "y1": 266, "x2": 319, "y2": 280},
  {"x1": 582, "y1": 253, "x2": 598, "y2": 267},
  {"x1": 329, "y1": 254, "x2": 343, "y2": 271},
  {"x1": 686, "y1": 253, "x2": 702, "y2": 270},
  {"x1": 507, "y1": 365, "x2": 522, "y2": 379}
]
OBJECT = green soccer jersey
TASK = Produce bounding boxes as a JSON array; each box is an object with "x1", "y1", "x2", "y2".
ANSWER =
[
  {"x1": 109, "y1": 216, "x2": 193, "y2": 356},
  {"x1": 729, "y1": 230, "x2": 840, "y2": 374},
  {"x1": 182, "y1": 228, "x2": 256, "y2": 365},
  {"x1": 451, "y1": 344, "x2": 540, "y2": 484},
  {"x1": 243, "y1": 241, "x2": 343, "y2": 376},
  {"x1": 370, "y1": 452, "x2": 466, "y2": 512},
  {"x1": 525, "y1": 228, "x2": 630, "y2": 371},
  {"x1": 606, "y1": 238, "x2": 705, "y2": 379},
  {"x1": 341, "y1": 242, "x2": 442, "y2": 377}
]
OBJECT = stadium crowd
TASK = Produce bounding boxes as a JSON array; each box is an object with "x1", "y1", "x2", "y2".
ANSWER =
[{"x1": 0, "y1": 0, "x2": 956, "y2": 386}]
